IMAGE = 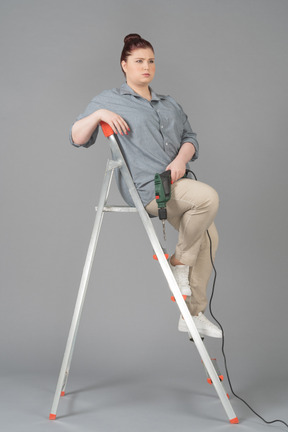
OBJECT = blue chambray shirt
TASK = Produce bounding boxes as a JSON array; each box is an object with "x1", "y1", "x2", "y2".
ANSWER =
[{"x1": 70, "y1": 83, "x2": 199, "y2": 207}]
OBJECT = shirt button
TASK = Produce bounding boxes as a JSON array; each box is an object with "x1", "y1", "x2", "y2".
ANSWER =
[
  {"x1": 165, "y1": 142, "x2": 169, "y2": 146},
  {"x1": 161, "y1": 125, "x2": 164, "y2": 129}
]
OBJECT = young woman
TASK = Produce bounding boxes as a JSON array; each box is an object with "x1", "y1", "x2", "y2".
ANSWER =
[{"x1": 70, "y1": 34, "x2": 221, "y2": 338}]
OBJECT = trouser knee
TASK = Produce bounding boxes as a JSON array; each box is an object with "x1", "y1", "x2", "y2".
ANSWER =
[{"x1": 208, "y1": 187, "x2": 219, "y2": 217}]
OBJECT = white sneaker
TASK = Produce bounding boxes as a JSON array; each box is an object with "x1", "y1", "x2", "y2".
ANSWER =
[
  {"x1": 169, "y1": 262, "x2": 191, "y2": 296},
  {"x1": 178, "y1": 313, "x2": 222, "y2": 338}
]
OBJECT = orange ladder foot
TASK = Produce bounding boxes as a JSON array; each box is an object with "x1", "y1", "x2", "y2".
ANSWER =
[{"x1": 230, "y1": 417, "x2": 239, "y2": 424}]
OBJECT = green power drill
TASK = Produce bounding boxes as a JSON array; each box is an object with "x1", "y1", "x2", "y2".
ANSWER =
[{"x1": 154, "y1": 169, "x2": 172, "y2": 241}]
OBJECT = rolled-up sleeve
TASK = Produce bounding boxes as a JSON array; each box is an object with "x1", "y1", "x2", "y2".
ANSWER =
[
  {"x1": 69, "y1": 123, "x2": 99, "y2": 148},
  {"x1": 179, "y1": 107, "x2": 199, "y2": 161},
  {"x1": 69, "y1": 99, "x2": 102, "y2": 148}
]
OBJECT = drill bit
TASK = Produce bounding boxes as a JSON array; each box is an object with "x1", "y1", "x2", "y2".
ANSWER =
[{"x1": 162, "y1": 220, "x2": 166, "y2": 242}]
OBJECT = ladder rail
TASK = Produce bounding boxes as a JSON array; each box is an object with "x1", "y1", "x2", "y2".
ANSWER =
[
  {"x1": 106, "y1": 134, "x2": 238, "y2": 423},
  {"x1": 50, "y1": 160, "x2": 117, "y2": 418}
]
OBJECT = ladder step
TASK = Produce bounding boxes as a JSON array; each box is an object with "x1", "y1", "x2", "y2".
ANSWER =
[{"x1": 95, "y1": 206, "x2": 138, "y2": 212}]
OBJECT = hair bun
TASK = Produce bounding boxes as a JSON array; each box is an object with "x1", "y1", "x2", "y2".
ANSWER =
[{"x1": 124, "y1": 33, "x2": 142, "y2": 44}]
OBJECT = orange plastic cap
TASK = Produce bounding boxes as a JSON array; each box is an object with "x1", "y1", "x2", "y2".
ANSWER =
[
  {"x1": 230, "y1": 417, "x2": 239, "y2": 424},
  {"x1": 61, "y1": 391, "x2": 65, "y2": 397},
  {"x1": 153, "y1": 253, "x2": 169, "y2": 261},
  {"x1": 100, "y1": 121, "x2": 114, "y2": 137},
  {"x1": 171, "y1": 295, "x2": 187, "y2": 302},
  {"x1": 49, "y1": 414, "x2": 56, "y2": 420}
]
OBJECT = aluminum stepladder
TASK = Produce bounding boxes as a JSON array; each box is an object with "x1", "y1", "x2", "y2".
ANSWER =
[{"x1": 49, "y1": 121, "x2": 239, "y2": 424}]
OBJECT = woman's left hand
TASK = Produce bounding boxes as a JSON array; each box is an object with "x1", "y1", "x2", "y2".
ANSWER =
[
  {"x1": 166, "y1": 142, "x2": 195, "y2": 183},
  {"x1": 166, "y1": 159, "x2": 186, "y2": 183}
]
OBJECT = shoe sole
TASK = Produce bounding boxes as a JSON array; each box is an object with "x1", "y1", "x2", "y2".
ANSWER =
[{"x1": 178, "y1": 320, "x2": 222, "y2": 339}]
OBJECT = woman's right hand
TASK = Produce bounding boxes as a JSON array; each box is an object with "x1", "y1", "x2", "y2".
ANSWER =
[
  {"x1": 98, "y1": 109, "x2": 130, "y2": 136},
  {"x1": 71, "y1": 108, "x2": 130, "y2": 145}
]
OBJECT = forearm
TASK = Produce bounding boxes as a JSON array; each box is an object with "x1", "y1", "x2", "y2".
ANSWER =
[
  {"x1": 176, "y1": 142, "x2": 196, "y2": 164},
  {"x1": 71, "y1": 109, "x2": 130, "y2": 145},
  {"x1": 166, "y1": 142, "x2": 196, "y2": 183},
  {"x1": 71, "y1": 110, "x2": 102, "y2": 146}
]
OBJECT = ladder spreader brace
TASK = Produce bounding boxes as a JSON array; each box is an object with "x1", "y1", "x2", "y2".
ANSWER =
[{"x1": 49, "y1": 121, "x2": 239, "y2": 424}]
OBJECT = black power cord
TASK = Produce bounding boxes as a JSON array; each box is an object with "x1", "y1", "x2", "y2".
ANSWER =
[
  {"x1": 206, "y1": 229, "x2": 288, "y2": 429},
  {"x1": 185, "y1": 169, "x2": 288, "y2": 428}
]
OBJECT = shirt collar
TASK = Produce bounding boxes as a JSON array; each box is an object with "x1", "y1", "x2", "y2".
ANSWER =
[{"x1": 120, "y1": 83, "x2": 166, "y2": 101}]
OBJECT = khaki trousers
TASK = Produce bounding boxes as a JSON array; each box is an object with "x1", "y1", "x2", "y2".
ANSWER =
[{"x1": 145, "y1": 178, "x2": 219, "y2": 316}]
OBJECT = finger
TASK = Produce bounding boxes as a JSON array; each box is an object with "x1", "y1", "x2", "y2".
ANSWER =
[
  {"x1": 171, "y1": 171, "x2": 177, "y2": 184},
  {"x1": 114, "y1": 120, "x2": 125, "y2": 135},
  {"x1": 110, "y1": 118, "x2": 124, "y2": 135},
  {"x1": 108, "y1": 121, "x2": 118, "y2": 134},
  {"x1": 117, "y1": 118, "x2": 130, "y2": 135},
  {"x1": 112, "y1": 118, "x2": 128, "y2": 135},
  {"x1": 173, "y1": 170, "x2": 182, "y2": 183}
]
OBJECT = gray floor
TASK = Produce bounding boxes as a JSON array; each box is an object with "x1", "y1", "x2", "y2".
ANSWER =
[{"x1": 2, "y1": 357, "x2": 288, "y2": 432}]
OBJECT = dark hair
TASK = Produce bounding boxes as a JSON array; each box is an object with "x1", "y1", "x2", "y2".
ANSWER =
[{"x1": 120, "y1": 33, "x2": 154, "y2": 74}]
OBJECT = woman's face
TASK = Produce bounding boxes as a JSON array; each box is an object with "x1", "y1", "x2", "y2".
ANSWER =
[{"x1": 121, "y1": 48, "x2": 155, "y2": 87}]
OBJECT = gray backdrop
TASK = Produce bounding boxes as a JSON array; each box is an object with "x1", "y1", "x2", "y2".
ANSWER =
[{"x1": 1, "y1": 1, "x2": 288, "y2": 431}]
